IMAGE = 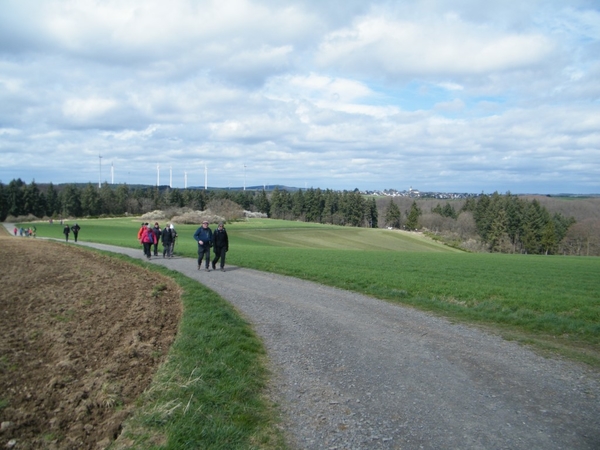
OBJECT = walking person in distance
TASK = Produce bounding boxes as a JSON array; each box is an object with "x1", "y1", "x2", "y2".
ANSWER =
[
  {"x1": 212, "y1": 222, "x2": 229, "y2": 272},
  {"x1": 71, "y1": 223, "x2": 80, "y2": 242},
  {"x1": 63, "y1": 224, "x2": 70, "y2": 242},
  {"x1": 161, "y1": 223, "x2": 174, "y2": 258},
  {"x1": 141, "y1": 224, "x2": 156, "y2": 260},
  {"x1": 193, "y1": 220, "x2": 213, "y2": 271},
  {"x1": 152, "y1": 222, "x2": 162, "y2": 256}
]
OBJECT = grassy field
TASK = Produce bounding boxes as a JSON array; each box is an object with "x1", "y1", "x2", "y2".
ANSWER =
[{"x1": 26, "y1": 218, "x2": 600, "y2": 360}]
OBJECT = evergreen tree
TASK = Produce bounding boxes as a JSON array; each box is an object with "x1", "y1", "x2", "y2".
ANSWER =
[
  {"x1": 541, "y1": 220, "x2": 557, "y2": 255},
  {"x1": 255, "y1": 189, "x2": 270, "y2": 216},
  {"x1": 304, "y1": 188, "x2": 324, "y2": 223},
  {"x1": 521, "y1": 200, "x2": 548, "y2": 254},
  {"x1": 80, "y1": 183, "x2": 101, "y2": 216},
  {"x1": 60, "y1": 184, "x2": 82, "y2": 217},
  {"x1": 291, "y1": 189, "x2": 305, "y2": 219},
  {"x1": 45, "y1": 183, "x2": 60, "y2": 217},
  {"x1": 322, "y1": 190, "x2": 339, "y2": 224},
  {"x1": 0, "y1": 182, "x2": 7, "y2": 221},
  {"x1": 23, "y1": 180, "x2": 44, "y2": 217},
  {"x1": 385, "y1": 199, "x2": 401, "y2": 228},
  {"x1": 115, "y1": 184, "x2": 130, "y2": 214},
  {"x1": 473, "y1": 194, "x2": 491, "y2": 240},
  {"x1": 6, "y1": 178, "x2": 25, "y2": 217},
  {"x1": 405, "y1": 201, "x2": 422, "y2": 230},
  {"x1": 368, "y1": 198, "x2": 378, "y2": 228},
  {"x1": 99, "y1": 182, "x2": 117, "y2": 215}
]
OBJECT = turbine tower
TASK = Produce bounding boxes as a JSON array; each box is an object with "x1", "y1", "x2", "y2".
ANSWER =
[
  {"x1": 204, "y1": 163, "x2": 208, "y2": 190},
  {"x1": 98, "y1": 154, "x2": 102, "y2": 188},
  {"x1": 184, "y1": 171, "x2": 187, "y2": 189},
  {"x1": 111, "y1": 162, "x2": 114, "y2": 184},
  {"x1": 157, "y1": 164, "x2": 160, "y2": 186},
  {"x1": 169, "y1": 165, "x2": 172, "y2": 188},
  {"x1": 244, "y1": 164, "x2": 246, "y2": 191}
]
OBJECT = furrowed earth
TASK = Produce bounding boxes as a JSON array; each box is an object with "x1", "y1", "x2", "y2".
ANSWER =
[{"x1": 0, "y1": 236, "x2": 182, "y2": 449}]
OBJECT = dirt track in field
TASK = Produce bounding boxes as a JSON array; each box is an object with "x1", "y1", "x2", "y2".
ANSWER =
[{"x1": 0, "y1": 236, "x2": 181, "y2": 449}]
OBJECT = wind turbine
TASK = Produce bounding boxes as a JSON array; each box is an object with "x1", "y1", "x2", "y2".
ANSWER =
[
  {"x1": 157, "y1": 164, "x2": 160, "y2": 186},
  {"x1": 169, "y1": 165, "x2": 172, "y2": 188},
  {"x1": 98, "y1": 153, "x2": 102, "y2": 188}
]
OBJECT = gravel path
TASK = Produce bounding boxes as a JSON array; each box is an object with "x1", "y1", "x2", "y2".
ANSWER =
[{"x1": 6, "y1": 230, "x2": 600, "y2": 449}]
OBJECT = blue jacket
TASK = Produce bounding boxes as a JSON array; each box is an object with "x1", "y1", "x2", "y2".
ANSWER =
[{"x1": 193, "y1": 226, "x2": 213, "y2": 248}]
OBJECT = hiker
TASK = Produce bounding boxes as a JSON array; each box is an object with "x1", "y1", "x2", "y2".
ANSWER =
[
  {"x1": 161, "y1": 223, "x2": 174, "y2": 258},
  {"x1": 193, "y1": 220, "x2": 213, "y2": 271},
  {"x1": 141, "y1": 224, "x2": 156, "y2": 260},
  {"x1": 137, "y1": 222, "x2": 146, "y2": 254},
  {"x1": 169, "y1": 223, "x2": 178, "y2": 256},
  {"x1": 152, "y1": 222, "x2": 162, "y2": 256},
  {"x1": 212, "y1": 222, "x2": 229, "y2": 272},
  {"x1": 13, "y1": 227, "x2": 17, "y2": 236},
  {"x1": 63, "y1": 224, "x2": 70, "y2": 242},
  {"x1": 71, "y1": 223, "x2": 80, "y2": 242}
]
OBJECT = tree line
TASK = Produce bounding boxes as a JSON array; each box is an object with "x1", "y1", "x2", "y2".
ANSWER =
[{"x1": 0, "y1": 179, "x2": 379, "y2": 228}]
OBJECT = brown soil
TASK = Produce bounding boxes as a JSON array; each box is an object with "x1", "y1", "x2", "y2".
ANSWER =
[{"x1": 0, "y1": 236, "x2": 182, "y2": 449}]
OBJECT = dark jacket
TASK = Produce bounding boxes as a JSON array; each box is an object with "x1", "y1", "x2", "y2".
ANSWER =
[
  {"x1": 153, "y1": 226, "x2": 162, "y2": 241},
  {"x1": 212, "y1": 227, "x2": 229, "y2": 251},
  {"x1": 193, "y1": 226, "x2": 213, "y2": 248},
  {"x1": 161, "y1": 228, "x2": 174, "y2": 245}
]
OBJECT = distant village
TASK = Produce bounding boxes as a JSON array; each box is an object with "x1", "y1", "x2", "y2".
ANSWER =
[{"x1": 360, "y1": 187, "x2": 478, "y2": 199}]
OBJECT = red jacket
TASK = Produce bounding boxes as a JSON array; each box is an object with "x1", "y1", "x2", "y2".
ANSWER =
[{"x1": 141, "y1": 228, "x2": 157, "y2": 244}]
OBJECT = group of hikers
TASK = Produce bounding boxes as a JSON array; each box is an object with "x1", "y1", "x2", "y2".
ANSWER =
[
  {"x1": 14, "y1": 226, "x2": 36, "y2": 237},
  {"x1": 137, "y1": 222, "x2": 178, "y2": 259},
  {"x1": 137, "y1": 220, "x2": 229, "y2": 271},
  {"x1": 14, "y1": 218, "x2": 230, "y2": 272}
]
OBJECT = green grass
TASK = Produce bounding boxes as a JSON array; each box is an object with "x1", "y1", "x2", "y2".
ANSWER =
[{"x1": 25, "y1": 217, "x2": 600, "y2": 353}]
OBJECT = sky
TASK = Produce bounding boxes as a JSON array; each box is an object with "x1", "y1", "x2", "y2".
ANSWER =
[{"x1": 1, "y1": 0, "x2": 599, "y2": 194}]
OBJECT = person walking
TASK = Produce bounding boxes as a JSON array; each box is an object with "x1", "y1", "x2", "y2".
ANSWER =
[
  {"x1": 161, "y1": 223, "x2": 174, "y2": 258},
  {"x1": 168, "y1": 223, "x2": 177, "y2": 257},
  {"x1": 193, "y1": 220, "x2": 213, "y2": 271},
  {"x1": 71, "y1": 223, "x2": 80, "y2": 242},
  {"x1": 212, "y1": 222, "x2": 229, "y2": 272},
  {"x1": 13, "y1": 227, "x2": 17, "y2": 236},
  {"x1": 63, "y1": 224, "x2": 70, "y2": 242},
  {"x1": 137, "y1": 222, "x2": 147, "y2": 255},
  {"x1": 152, "y1": 222, "x2": 162, "y2": 256},
  {"x1": 141, "y1": 224, "x2": 156, "y2": 260}
]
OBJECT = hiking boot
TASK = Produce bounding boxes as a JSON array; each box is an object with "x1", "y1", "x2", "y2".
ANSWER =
[
  {"x1": 206, "y1": 266, "x2": 211, "y2": 272},
  {"x1": 197, "y1": 265, "x2": 201, "y2": 270},
  {"x1": 212, "y1": 262, "x2": 216, "y2": 270},
  {"x1": 220, "y1": 267, "x2": 225, "y2": 272}
]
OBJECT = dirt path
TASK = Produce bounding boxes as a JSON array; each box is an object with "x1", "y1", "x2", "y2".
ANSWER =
[{"x1": 3, "y1": 227, "x2": 600, "y2": 449}]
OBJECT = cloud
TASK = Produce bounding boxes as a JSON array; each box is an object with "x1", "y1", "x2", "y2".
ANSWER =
[{"x1": 315, "y1": 15, "x2": 556, "y2": 80}]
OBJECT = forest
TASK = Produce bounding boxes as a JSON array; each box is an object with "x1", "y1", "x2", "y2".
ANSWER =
[{"x1": 1, "y1": 178, "x2": 598, "y2": 256}]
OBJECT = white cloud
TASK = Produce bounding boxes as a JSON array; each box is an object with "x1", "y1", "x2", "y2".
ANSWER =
[
  {"x1": 316, "y1": 15, "x2": 556, "y2": 79},
  {"x1": 62, "y1": 97, "x2": 118, "y2": 121}
]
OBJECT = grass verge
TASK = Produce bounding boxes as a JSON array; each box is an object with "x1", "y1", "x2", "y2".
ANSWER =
[{"x1": 93, "y1": 253, "x2": 287, "y2": 450}]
